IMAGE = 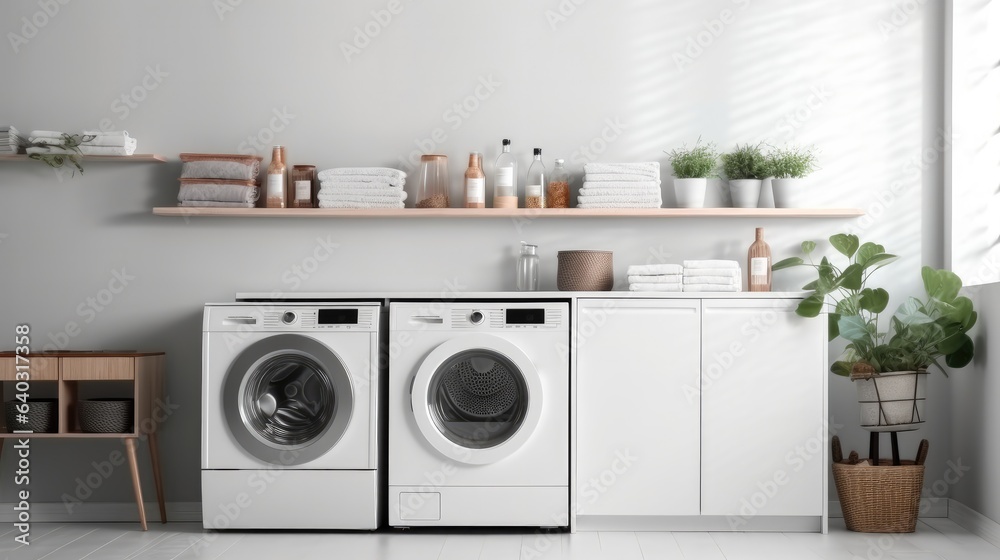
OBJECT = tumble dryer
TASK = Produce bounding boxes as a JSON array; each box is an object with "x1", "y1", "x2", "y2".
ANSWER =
[
  {"x1": 388, "y1": 301, "x2": 569, "y2": 527},
  {"x1": 202, "y1": 302, "x2": 383, "y2": 529}
]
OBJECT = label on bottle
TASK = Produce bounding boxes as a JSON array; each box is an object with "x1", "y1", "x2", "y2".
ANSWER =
[
  {"x1": 496, "y1": 167, "x2": 514, "y2": 194},
  {"x1": 751, "y1": 257, "x2": 769, "y2": 277},
  {"x1": 294, "y1": 180, "x2": 311, "y2": 201},
  {"x1": 267, "y1": 174, "x2": 284, "y2": 198},
  {"x1": 466, "y1": 177, "x2": 485, "y2": 203},
  {"x1": 527, "y1": 184, "x2": 543, "y2": 197}
]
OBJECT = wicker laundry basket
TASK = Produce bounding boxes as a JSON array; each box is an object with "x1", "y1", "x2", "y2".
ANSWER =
[
  {"x1": 832, "y1": 436, "x2": 927, "y2": 533},
  {"x1": 557, "y1": 250, "x2": 613, "y2": 291},
  {"x1": 78, "y1": 398, "x2": 134, "y2": 433}
]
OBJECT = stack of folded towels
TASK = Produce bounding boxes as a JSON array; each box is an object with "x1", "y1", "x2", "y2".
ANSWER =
[
  {"x1": 317, "y1": 167, "x2": 407, "y2": 208},
  {"x1": 682, "y1": 260, "x2": 743, "y2": 292},
  {"x1": 578, "y1": 162, "x2": 662, "y2": 208},
  {"x1": 176, "y1": 153, "x2": 262, "y2": 208},
  {"x1": 627, "y1": 263, "x2": 683, "y2": 292},
  {"x1": 26, "y1": 130, "x2": 138, "y2": 156},
  {"x1": 0, "y1": 125, "x2": 26, "y2": 154}
]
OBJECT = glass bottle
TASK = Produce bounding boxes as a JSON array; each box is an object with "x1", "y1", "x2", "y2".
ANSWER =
[
  {"x1": 265, "y1": 146, "x2": 287, "y2": 208},
  {"x1": 547, "y1": 158, "x2": 570, "y2": 209},
  {"x1": 290, "y1": 164, "x2": 316, "y2": 208},
  {"x1": 516, "y1": 242, "x2": 540, "y2": 291},
  {"x1": 748, "y1": 227, "x2": 772, "y2": 291},
  {"x1": 493, "y1": 139, "x2": 518, "y2": 209},
  {"x1": 416, "y1": 154, "x2": 450, "y2": 208},
  {"x1": 525, "y1": 148, "x2": 546, "y2": 209},
  {"x1": 464, "y1": 152, "x2": 485, "y2": 208}
]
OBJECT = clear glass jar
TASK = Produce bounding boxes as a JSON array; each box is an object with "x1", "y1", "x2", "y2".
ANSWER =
[
  {"x1": 516, "y1": 242, "x2": 540, "y2": 291},
  {"x1": 416, "y1": 154, "x2": 450, "y2": 208},
  {"x1": 547, "y1": 159, "x2": 570, "y2": 208},
  {"x1": 290, "y1": 164, "x2": 316, "y2": 208}
]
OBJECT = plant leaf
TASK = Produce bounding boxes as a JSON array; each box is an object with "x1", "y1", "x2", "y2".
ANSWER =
[
  {"x1": 801, "y1": 240, "x2": 816, "y2": 254},
  {"x1": 895, "y1": 297, "x2": 935, "y2": 325},
  {"x1": 860, "y1": 288, "x2": 889, "y2": 313},
  {"x1": 829, "y1": 233, "x2": 859, "y2": 259},
  {"x1": 942, "y1": 295, "x2": 974, "y2": 325},
  {"x1": 828, "y1": 312, "x2": 841, "y2": 340},
  {"x1": 772, "y1": 257, "x2": 803, "y2": 270},
  {"x1": 945, "y1": 335, "x2": 974, "y2": 368},
  {"x1": 937, "y1": 325, "x2": 968, "y2": 355},
  {"x1": 802, "y1": 279, "x2": 819, "y2": 290},
  {"x1": 831, "y1": 361, "x2": 853, "y2": 376},
  {"x1": 855, "y1": 242, "x2": 886, "y2": 266},
  {"x1": 922, "y1": 266, "x2": 962, "y2": 303},
  {"x1": 860, "y1": 253, "x2": 897, "y2": 272},
  {"x1": 838, "y1": 263, "x2": 863, "y2": 290},
  {"x1": 796, "y1": 293, "x2": 825, "y2": 317},
  {"x1": 838, "y1": 315, "x2": 871, "y2": 344}
]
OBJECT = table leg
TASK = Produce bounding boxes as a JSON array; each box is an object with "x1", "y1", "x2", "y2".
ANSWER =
[
  {"x1": 123, "y1": 438, "x2": 148, "y2": 531},
  {"x1": 148, "y1": 432, "x2": 167, "y2": 523}
]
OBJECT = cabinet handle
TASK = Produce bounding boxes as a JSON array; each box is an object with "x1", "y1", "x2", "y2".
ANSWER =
[{"x1": 223, "y1": 316, "x2": 257, "y2": 325}]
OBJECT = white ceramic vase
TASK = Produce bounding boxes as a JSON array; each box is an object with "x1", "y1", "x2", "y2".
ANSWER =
[
  {"x1": 673, "y1": 177, "x2": 707, "y2": 208},
  {"x1": 771, "y1": 177, "x2": 804, "y2": 208},
  {"x1": 729, "y1": 179, "x2": 762, "y2": 208},
  {"x1": 854, "y1": 370, "x2": 928, "y2": 432}
]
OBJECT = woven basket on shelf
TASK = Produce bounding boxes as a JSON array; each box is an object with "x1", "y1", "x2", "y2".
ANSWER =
[
  {"x1": 4, "y1": 398, "x2": 58, "y2": 433},
  {"x1": 78, "y1": 398, "x2": 134, "y2": 433},
  {"x1": 832, "y1": 436, "x2": 927, "y2": 533},
  {"x1": 557, "y1": 250, "x2": 614, "y2": 291}
]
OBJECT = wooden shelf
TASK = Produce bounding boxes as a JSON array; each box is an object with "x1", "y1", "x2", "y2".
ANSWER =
[
  {"x1": 0, "y1": 153, "x2": 166, "y2": 162},
  {"x1": 152, "y1": 207, "x2": 864, "y2": 218}
]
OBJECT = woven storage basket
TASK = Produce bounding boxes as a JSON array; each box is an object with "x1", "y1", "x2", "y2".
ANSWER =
[
  {"x1": 834, "y1": 460, "x2": 924, "y2": 532},
  {"x1": 5, "y1": 398, "x2": 57, "y2": 433},
  {"x1": 78, "y1": 398, "x2": 134, "y2": 433},
  {"x1": 557, "y1": 250, "x2": 614, "y2": 291}
]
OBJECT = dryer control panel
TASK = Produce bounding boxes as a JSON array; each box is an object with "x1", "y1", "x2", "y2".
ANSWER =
[
  {"x1": 204, "y1": 304, "x2": 381, "y2": 332},
  {"x1": 391, "y1": 302, "x2": 568, "y2": 332}
]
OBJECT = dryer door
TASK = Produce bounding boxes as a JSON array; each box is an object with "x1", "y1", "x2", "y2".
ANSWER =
[
  {"x1": 410, "y1": 334, "x2": 542, "y2": 465},
  {"x1": 223, "y1": 334, "x2": 353, "y2": 466}
]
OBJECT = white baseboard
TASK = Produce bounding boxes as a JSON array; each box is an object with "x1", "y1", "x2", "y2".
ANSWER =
[
  {"x1": 828, "y1": 498, "x2": 949, "y2": 519},
  {"x1": 947, "y1": 500, "x2": 1000, "y2": 549},
  {"x1": 0, "y1": 502, "x2": 201, "y2": 524}
]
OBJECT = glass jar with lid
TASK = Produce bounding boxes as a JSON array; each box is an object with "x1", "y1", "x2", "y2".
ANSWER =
[
  {"x1": 416, "y1": 154, "x2": 450, "y2": 208},
  {"x1": 547, "y1": 159, "x2": 570, "y2": 208}
]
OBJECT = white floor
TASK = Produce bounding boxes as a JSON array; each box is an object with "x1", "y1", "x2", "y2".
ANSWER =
[{"x1": 1, "y1": 518, "x2": 997, "y2": 560}]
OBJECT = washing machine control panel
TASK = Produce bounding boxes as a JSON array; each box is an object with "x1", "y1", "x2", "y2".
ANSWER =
[
  {"x1": 448, "y1": 305, "x2": 565, "y2": 330},
  {"x1": 208, "y1": 304, "x2": 380, "y2": 332}
]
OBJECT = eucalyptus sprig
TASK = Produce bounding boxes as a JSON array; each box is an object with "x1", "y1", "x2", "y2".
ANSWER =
[{"x1": 27, "y1": 133, "x2": 95, "y2": 175}]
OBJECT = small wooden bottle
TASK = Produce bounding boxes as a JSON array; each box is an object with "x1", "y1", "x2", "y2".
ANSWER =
[{"x1": 748, "y1": 227, "x2": 772, "y2": 291}]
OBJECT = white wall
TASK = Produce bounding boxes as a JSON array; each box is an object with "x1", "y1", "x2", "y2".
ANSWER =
[{"x1": 0, "y1": 0, "x2": 947, "y2": 509}]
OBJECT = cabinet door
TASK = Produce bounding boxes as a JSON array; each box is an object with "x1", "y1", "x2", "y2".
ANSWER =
[
  {"x1": 576, "y1": 299, "x2": 701, "y2": 517},
  {"x1": 701, "y1": 299, "x2": 826, "y2": 517}
]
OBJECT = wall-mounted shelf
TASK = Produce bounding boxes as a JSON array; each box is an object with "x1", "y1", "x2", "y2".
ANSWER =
[
  {"x1": 0, "y1": 154, "x2": 166, "y2": 162},
  {"x1": 152, "y1": 207, "x2": 864, "y2": 218}
]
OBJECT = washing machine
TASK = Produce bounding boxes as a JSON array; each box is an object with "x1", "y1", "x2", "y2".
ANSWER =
[
  {"x1": 202, "y1": 302, "x2": 383, "y2": 529},
  {"x1": 388, "y1": 301, "x2": 569, "y2": 527}
]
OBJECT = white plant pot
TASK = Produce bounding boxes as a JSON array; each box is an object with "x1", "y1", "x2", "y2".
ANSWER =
[
  {"x1": 771, "y1": 177, "x2": 805, "y2": 208},
  {"x1": 853, "y1": 371, "x2": 928, "y2": 432},
  {"x1": 729, "y1": 179, "x2": 762, "y2": 208},
  {"x1": 673, "y1": 177, "x2": 707, "y2": 208}
]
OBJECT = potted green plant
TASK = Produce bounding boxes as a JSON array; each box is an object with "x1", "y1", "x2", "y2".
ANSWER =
[
  {"x1": 766, "y1": 145, "x2": 817, "y2": 208},
  {"x1": 721, "y1": 142, "x2": 768, "y2": 208},
  {"x1": 773, "y1": 232, "x2": 977, "y2": 532},
  {"x1": 666, "y1": 140, "x2": 718, "y2": 208}
]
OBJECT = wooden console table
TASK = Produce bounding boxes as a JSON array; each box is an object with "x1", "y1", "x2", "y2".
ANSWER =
[{"x1": 0, "y1": 351, "x2": 166, "y2": 530}]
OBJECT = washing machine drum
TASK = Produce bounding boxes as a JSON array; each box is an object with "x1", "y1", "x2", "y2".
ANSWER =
[{"x1": 223, "y1": 334, "x2": 354, "y2": 466}]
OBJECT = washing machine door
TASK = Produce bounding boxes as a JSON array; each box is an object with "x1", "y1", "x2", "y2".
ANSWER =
[
  {"x1": 223, "y1": 334, "x2": 353, "y2": 466},
  {"x1": 410, "y1": 334, "x2": 542, "y2": 465}
]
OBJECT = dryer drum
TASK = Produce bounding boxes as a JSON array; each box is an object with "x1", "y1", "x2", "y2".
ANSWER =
[
  {"x1": 242, "y1": 354, "x2": 336, "y2": 447},
  {"x1": 440, "y1": 357, "x2": 519, "y2": 418}
]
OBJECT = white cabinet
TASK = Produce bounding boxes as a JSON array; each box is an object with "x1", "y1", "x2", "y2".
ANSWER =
[
  {"x1": 700, "y1": 300, "x2": 827, "y2": 518},
  {"x1": 573, "y1": 297, "x2": 826, "y2": 532},
  {"x1": 576, "y1": 299, "x2": 702, "y2": 518}
]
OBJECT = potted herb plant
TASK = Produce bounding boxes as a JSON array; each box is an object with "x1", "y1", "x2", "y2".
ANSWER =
[
  {"x1": 721, "y1": 142, "x2": 768, "y2": 208},
  {"x1": 774, "y1": 233, "x2": 977, "y2": 533},
  {"x1": 767, "y1": 145, "x2": 817, "y2": 208},
  {"x1": 666, "y1": 140, "x2": 718, "y2": 208}
]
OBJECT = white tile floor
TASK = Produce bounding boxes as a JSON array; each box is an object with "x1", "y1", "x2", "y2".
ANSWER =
[{"x1": 0, "y1": 518, "x2": 996, "y2": 560}]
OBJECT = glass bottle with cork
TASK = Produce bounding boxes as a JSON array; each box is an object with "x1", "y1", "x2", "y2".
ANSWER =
[
  {"x1": 464, "y1": 152, "x2": 485, "y2": 208},
  {"x1": 493, "y1": 139, "x2": 518, "y2": 208},
  {"x1": 547, "y1": 159, "x2": 570, "y2": 208},
  {"x1": 748, "y1": 227, "x2": 772, "y2": 291},
  {"x1": 526, "y1": 148, "x2": 546, "y2": 208},
  {"x1": 265, "y1": 146, "x2": 287, "y2": 208}
]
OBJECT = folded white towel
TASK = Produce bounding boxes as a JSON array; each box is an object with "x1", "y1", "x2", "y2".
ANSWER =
[
  {"x1": 683, "y1": 268, "x2": 741, "y2": 278},
  {"x1": 80, "y1": 143, "x2": 136, "y2": 156},
  {"x1": 581, "y1": 181, "x2": 661, "y2": 191},
  {"x1": 627, "y1": 275, "x2": 681, "y2": 284},
  {"x1": 318, "y1": 167, "x2": 406, "y2": 181},
  {"x1": 683, "y1": 276, "x2": 740, "y2": 285},
  {"x1": 178, "y1": 183, "x2": 257, "y2": 204},
  {"x1": 583, "y1": 162, "x2": 660, "y2": 179},
  {"x1": 178, "y1": 200, "x2": 255, "y2": 208},
  {"x1": 320, "y1": 180, "x2": 404, "y2": 191},
  {"x1": 322, "y1": 177, "x2": 405, "y2": 188},
  {"x1": 318, "y1": 190, "x2": 406, "y2": 202},
  {"x1": 577, "y1": 194, "x2": 662, "y2": 205},
  {"x1": 80, "y1": 130, "x2": 134, "y2": 147},
  {"x1": 584, "y1": 173, "x2": 662, "y2": 182},
  {"x1": 29, "y1": 130, "x2": 66, "y2": 138},
  {"x1": 578, "y1": 201, "x2": 662, "y2": 209},
  {"x1": 683, "y1": 260, "x2": 741, "y2": 269},
  {"x1": 26, "y1": 146, "x2": 77, "y2": 155},
  {"x1": 627, "y1": 264, "x2": 683, "y2": 276},
  {"x1": 318, "y1": 200, "x2": 405, "y2": 209},
  {"x1": 629, "y1": 283, "x2": 683, "y2": 292},
  {"x1": 683, "y1": 284, "x2": 742, "y2": 292}
]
